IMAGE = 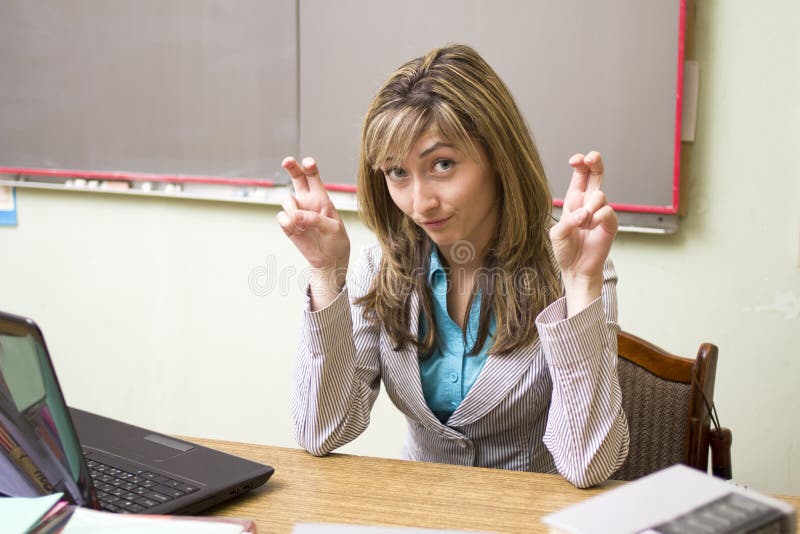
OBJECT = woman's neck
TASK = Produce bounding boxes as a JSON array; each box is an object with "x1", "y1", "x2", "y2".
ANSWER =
[{"x1": 440, "y1": 240, "x2": 491, "y2": 276}]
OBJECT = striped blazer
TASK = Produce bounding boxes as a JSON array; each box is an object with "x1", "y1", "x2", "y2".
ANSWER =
[{"x1": 290, "y1": 244, "x2": 629, "y2": 488}]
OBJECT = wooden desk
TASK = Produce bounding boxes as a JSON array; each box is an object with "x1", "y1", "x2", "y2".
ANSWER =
[{"x1": 192, "y1": 437, "x2": 800, "y2": 534}]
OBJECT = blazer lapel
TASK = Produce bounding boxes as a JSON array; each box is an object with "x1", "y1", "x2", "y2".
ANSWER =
[
  {"x1": 382, "y1": 290, "x2": 464, "y2": 436},
  {"x1": 446, "y1": 338, "x2": 540, "y2": 427},
  {"x1": 382, "y1": 291, "x2": 444, "y2": 428}
]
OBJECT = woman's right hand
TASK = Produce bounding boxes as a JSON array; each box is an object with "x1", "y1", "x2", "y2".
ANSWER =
[{"x1": 278, "y1": 157, "x2": 350, "y2": 308}]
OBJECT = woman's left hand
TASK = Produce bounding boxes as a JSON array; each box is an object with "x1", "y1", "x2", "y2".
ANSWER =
[{"x1": 549, "y1": 151, "x2": 618, "y2": 315}]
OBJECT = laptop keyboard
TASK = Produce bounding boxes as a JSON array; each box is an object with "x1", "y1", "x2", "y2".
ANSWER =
[{"x1": 87, "y1": 458, "x2": 200, "y2": 513}]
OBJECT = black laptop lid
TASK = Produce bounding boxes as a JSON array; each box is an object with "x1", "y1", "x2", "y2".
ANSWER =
[{"x1": 0, "y1": 310, "x2": 97, "y2": 507}]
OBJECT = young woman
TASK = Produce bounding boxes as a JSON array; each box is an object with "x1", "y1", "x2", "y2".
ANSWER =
[{"x1": 277, "y1": 44, "x2": 628, "y2": 488}]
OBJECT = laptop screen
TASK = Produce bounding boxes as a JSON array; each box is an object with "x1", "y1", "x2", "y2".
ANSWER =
[{"x1": 0, "y1": 312, "x2": 96, "y2": 506}]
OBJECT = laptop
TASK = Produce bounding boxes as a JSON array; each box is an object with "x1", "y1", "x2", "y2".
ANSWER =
[{"x1": 0, "y1": 309, "x2": 274, "y2": 514}]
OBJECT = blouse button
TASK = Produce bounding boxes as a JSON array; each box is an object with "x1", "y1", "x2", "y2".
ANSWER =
[{"x1": 448, "y1": 372, "x2": 459, "y2": 383}]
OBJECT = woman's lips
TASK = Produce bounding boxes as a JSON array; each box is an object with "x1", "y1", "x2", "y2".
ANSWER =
[{"x1": 421, "y1": 216, "x2": 452, "y2": 229}]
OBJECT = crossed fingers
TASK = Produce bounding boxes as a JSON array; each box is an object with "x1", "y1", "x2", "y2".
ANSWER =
[
  {"x1": 277, "y1": 156, "x2": 340, "y2": 236},
  {"x1": 282, "y1": 156, "x2": 324, "y2": 196},
  {"x1": 564, "y1": 151, "x2": 604, "y2": 214},
  {"x1": 552, "y1": 151, "x2": 616, "y2": 237}
]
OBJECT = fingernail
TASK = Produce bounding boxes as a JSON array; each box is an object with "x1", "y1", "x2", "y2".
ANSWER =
[
  {"x1": 573, "y1": 208, "x2": 587, "y2": 222},
  {"x1": 302, "y1": 157, "x2": 315, "y2": 167}
]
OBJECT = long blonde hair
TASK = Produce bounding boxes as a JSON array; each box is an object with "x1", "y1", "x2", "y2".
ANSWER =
[{"x1": 356, "y1": 44, "x2": 561, "y2": 357}]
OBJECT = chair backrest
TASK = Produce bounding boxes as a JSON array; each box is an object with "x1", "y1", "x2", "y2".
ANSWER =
[{"x1": 612, "y1": 331, "x2": 720, "y2": 481}]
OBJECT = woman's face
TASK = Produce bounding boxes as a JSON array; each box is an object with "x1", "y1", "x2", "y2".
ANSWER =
[{"x1": 381, "y1": 133, "x2": 499, "y2": 264}]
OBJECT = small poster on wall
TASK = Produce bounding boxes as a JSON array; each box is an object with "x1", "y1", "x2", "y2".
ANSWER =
[{"x1": 0, "y1": 186, "x2": 17, "y2": 226}]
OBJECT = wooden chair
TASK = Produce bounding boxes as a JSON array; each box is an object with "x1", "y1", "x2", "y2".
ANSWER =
[{"x1": 612, "y1": 331, "x2": 732, "y2": 481}]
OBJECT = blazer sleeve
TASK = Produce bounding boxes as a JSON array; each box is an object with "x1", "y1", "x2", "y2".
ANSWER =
[
  {"x1": 289, "y1": 246, "x2": 383, "y2": 456},
  {"x1": 535, "y1": 258, "x2": 629, "y2": 488}
]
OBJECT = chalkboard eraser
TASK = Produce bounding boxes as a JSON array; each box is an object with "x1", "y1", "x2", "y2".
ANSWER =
[
  {"x1": 101, "y1": 180, "x2": 131, "y2": 191},
  {"x1": 163, "y1": 183, "x2": 183, "y2": 193}
]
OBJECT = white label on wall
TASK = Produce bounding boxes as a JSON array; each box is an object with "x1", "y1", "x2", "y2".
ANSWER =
[{"x1": 0, "y1": 186, "x2": 13, "y2": 210}]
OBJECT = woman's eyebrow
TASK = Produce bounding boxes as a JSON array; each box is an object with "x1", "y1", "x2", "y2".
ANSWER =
[{"x1": 418, "y1": 142, "x2": 455, "y2": 159}]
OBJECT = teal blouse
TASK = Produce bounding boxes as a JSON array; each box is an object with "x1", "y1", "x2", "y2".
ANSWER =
[{"x1": 419, "y1": 248, "x2": 495, "y2": 424}]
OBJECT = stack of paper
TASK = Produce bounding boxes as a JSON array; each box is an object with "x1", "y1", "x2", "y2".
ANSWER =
[
  {"x1": 542, "y1": 464, "x2": 797, "y2": 534},
  {"x1": 62, "y1": 508, "x2": 256, "y2": 533},
  {"x1": 0, "y1": 493, "x2": 256, "y2": 534},
  {"x1": 292, "y1": 526, "x2": 493, "y2": 533}
]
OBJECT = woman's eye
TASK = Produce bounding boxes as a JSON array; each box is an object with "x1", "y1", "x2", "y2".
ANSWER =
[
  {"x1": 384, "y1": 167, "x2": 408, "y2": 180},
  {"x1": 433, "y1": 159, "x2": 454, "y2": 173}
]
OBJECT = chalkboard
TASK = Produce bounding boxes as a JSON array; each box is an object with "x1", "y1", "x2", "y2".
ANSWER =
[
  {"x1": 0, "y1": 0, "x2": 297, "y2": 180},
  {"x1": 0, "y1": 0, "x2": 685, "y2": 224},
  {"x1": 299, "y1": 0, "x2": 685, "y2": 216}
]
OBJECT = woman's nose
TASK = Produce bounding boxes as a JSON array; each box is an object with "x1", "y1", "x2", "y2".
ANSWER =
[{"x1": 412, "y1": 178, "x2": 439, "y2": 215}]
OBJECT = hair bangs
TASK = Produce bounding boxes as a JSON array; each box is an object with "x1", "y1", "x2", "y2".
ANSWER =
[
  {"x1": 365, "y1": 101, "x2": 481, "y2": 172},
  {"x1": 365, "y1": 106, "x2": 431, "y2": 171},
  {"x1": 429, "y1": 101, "x2": 482, "y2": 165}
]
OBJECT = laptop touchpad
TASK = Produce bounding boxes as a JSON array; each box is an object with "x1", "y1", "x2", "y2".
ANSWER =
[
  {"x1": 144, "y1": 434, "x2": 194, "y2": 452},
  {"x1": 112, "y1": 434, "x2": 196, "y2": 462}
]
